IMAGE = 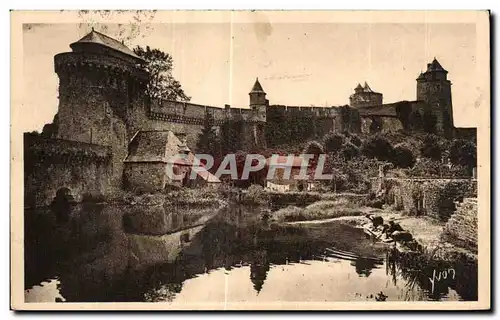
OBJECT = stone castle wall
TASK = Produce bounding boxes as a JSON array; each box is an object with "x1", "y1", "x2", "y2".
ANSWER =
[
  {"x1": 378, "y1": 177, "x2": 477, "y2": 220},
  {"x1": 442, "y1": 198, "x2": 478, "y2": 253},
  {"x1": 24, "y1": 134, "x2": 112, "y2": 208}
]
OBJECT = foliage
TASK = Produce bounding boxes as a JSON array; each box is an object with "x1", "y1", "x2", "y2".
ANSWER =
[
  {"x1": 218, "y1": 120, "x2": 244, "y2": 154},
  {"x1": 407, "y1": 158, "x2": 470, "y2": 178},
  {"x1": 303, "y1": 140, "x2": 324, "y2": 155},
  {"x1": 340, "y1": 142, "x2": 361, "y2": 161},
  {"x1": 243, "y1": 184, "x2": 270, "y2": 205},
  {"x1": 420, "y1": 134, "x2": 444, "y2": 161},
  {"x1": 324, "y1": 153, "x2": 381, "y2": 193},
  {"x1": 392, "y1": 144, "x2": 416, "y2": 168},
  {"x1": 133, "y1": 45, "x2": 190, "y2": 102},
  {"x1": 323, "y1": 133, "x2": 345, "y2": 153},
  {"x1": 361, "y1": 136, "x2": 394, "y2": 162},
  {"x1": 270, "y1": 199, "x2": 364, "y2": 222},
  {"x1": 449, "y1": 139, "x2": 477, "y2": 173},
  {"x1": 265, "y1": 106, "x2": 318, "y2": 147},
  {"x1": 349, "y1": 134, "x2": 363, "y2": 147},
  {"x1": 196, "y1": 112, "x2": 221, "y2": 156}
]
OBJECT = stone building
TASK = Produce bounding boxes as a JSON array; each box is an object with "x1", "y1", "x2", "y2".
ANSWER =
[
  {"x1": 349, "y1": 82, "x2": 383, "y2": 108},
  {"x1": 123, "y1": 130, "x2": 220, "y2": 192}
]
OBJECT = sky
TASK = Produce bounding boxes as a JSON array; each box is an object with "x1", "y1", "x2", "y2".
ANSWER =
[{"x1": 21, "y1": 21, "x2": 477, "y2": 132}]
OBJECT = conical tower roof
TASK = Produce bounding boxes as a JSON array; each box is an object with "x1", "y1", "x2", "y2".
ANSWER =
[
  {"x1": 363, "y1": 81, "x2": 373, "y2": 92},
  {"x1": 71, "y1": 28, "x2": 143, "y2": 61},
  {"x1": 426, "y1": 57, "x2": 447, "y2": 73},
  {"x1": 250, "y1": 77, "x2": 265, "y2": 93}
]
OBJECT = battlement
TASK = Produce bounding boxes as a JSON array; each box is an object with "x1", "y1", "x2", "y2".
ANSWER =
[
  {"x1": 268, "y1": 105, "x2": 342, "y2": 118},
  {"x1": 54, "y1": 52, "x2": 149, "y2": 82},
  {"x1": 24, "y1": 133, "x2": 111, "y2": 163},
  {"x1": 149, "y1": 99, "x2": 266, "y2": 125}
]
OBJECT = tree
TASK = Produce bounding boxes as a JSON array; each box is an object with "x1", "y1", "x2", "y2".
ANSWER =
[
  {"x1": 340, "y1": 142, "x2": 361, "y2": 161},
  {"x1": 323, "y1": 133, "x2": 345, "y2": 153},
  {"x1": 420, "y1": 134, "x2": 443, "y2": 161},
  {"x1": 449, "y1": 139, "x2": 477, "y2": 175},
  {"x1": 220, "y1": 120, "x2": 243, "y2": 154},
  {"x1": 361, "y1": 136, "x2": 394, "y2": 162},
  {"x1": 349, "y1": 134, "x2": 362, "y2": 147},
  {"x1": 133, "y1": 46, "x2": 191, "y2": 102},
  {"x1": 392, "y1": 144, "x2": 415, "y2": 168},
  {"x1": 196, "y1": 112, "x2": 220, "y2": 156}
]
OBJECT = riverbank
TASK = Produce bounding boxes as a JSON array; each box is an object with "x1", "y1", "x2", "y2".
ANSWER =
[
  {"x1": 281, "y1": 205, "x2": 477, "y2": 262},
  {"x1": 269, "y1": 198, "x2": 377, "y2": 223}
]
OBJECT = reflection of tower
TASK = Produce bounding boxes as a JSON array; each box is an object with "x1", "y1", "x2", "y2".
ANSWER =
[
  {"x1": 352, "y1": 258, "x2": 378, "y2": 277},
  {"x1": 250, "y1": 263, "x2": 270, "y2": 294},
  {"x1": 249, "y1": 250, "x2": 269, "y2": 294}
]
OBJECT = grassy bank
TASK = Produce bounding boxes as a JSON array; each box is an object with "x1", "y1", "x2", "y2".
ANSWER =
[{"x1": 269, "y1": 199, "x2": 375, "y2": 223}]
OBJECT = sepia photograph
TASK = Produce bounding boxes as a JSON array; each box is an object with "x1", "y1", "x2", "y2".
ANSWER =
[{"x1": 10, "y1": 10, "x2": 491, "y2": 310}]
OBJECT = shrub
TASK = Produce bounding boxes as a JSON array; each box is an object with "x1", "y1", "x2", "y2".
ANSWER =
[
  {"x1": 340, "y1": 142, "x2": 361, "y2": 160},
  {"x1": 449, "y1": 139, "x2": 477, "y2": 174},
  {"x1": 349, "y1": 134, "x2": 363, "y2": 147},
  {"x1": 392, "y1": 144, "x2": 416, "y2": 168},
  {"x1": 243, "y1": 184, "x2": 270, "y2": 205},
  {"x1": 361, "y1": 136, "x2": 394, "y2": 162},
  {"x1": 420, "y1": 134, "x2": 444, "y2": 161},
  {"x1": 81, "y1": 192, "x2": 106, "y2": 203},
  {"x1": 323, "y1": 133, "x2": 345, "y2": 153}
]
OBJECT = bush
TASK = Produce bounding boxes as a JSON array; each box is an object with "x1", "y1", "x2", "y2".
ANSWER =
[
  {"x1": 81, "y1": 192, "x2": 106, "y2": 203},
  {"x1": 349, "y1": 134, "x2": 363, "y2": 147},
  {"x1": 340, "y1": 142, "x2": 361, "y2": 160},
  {"x1": 449, "y1": 139, "x2": 477, "y2": 174},
  {"x1": 361, "y1": 136, "x2": 394, "y2": 162},
  {"x1": 392, "y1": 144, "x2": 415, "y2": 168},
  {"x1": 420, "y1": 134, "x2": 444, "y2": 161},
  {"x1": 243, "y1": 184, "x2": 270, "y2": 205},
  {"x1": 323, "y1": 133, "x2": 345, "y2": 153}
]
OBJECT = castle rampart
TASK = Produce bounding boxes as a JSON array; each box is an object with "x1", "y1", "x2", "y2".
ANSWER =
[{"x1": 24, "y1": 134, "x2": 112, "y2": 208}]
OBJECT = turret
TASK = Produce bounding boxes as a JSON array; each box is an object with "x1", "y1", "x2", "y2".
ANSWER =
[
  {"x1": 249, "y1": 77, "x2": 267, "y2": 108},
  {"x1": 349, "y1": 81, "x2": 383, "y2": 108}
]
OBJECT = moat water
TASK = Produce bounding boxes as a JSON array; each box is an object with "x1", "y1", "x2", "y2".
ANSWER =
[{"x1": 24, "y1": 203, "x2": 478, "y2": 304}]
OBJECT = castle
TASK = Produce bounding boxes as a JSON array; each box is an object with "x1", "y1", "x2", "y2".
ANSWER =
[{"x1": 24, "y1": 29, "x2": 463, "y2": 207}]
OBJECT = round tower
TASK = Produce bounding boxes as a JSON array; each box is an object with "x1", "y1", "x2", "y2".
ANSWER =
[
  {"x1": 416, "y1": 58, "x2": 454, "y2": 138},
  {"x1": 53, "y1": 28, "x2": 149, "y2": 189}
]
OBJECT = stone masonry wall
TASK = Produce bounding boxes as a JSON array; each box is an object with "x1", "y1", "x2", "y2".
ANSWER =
[
  {"x1": 380, "y1": 177, "x2": 477, "y2": 220},
  {"x1": 24, "y1": 134, "x2": 112, "y2": 208},
  {"x1": 442, "y1": 198, "x2": 478, "y2": 253}
]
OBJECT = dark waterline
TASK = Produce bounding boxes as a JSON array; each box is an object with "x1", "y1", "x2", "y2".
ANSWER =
[{"x1": 24, "y1": 203, "x2": 478, "y2": 303}]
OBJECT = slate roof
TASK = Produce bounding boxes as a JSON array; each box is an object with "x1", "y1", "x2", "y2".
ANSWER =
[
  {"x1": 125, "y1": 130, "x2": 182, "y2": 163},
  {"x1": 71, "y1": 29, "x2": 143, "y2": 61},
  {"x1": 250, "y1": 78, "x2": 265, "y2": 93},
  {"x1": 426, "y1": 58, "x2": 447, "y2": 73}
]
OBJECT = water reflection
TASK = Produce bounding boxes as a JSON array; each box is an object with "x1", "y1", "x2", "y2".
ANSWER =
[{"x1": 24, "y1": 203, "x2": 477, "y2": 303}]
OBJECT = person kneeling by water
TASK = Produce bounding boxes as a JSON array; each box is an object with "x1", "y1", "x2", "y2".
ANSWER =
[
  {"x1": 365, "y1": 213, "x2": 384, "y2": 231},
  {"x1": 381, "y1": 218, "x2": 405, "y2": 242}
]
